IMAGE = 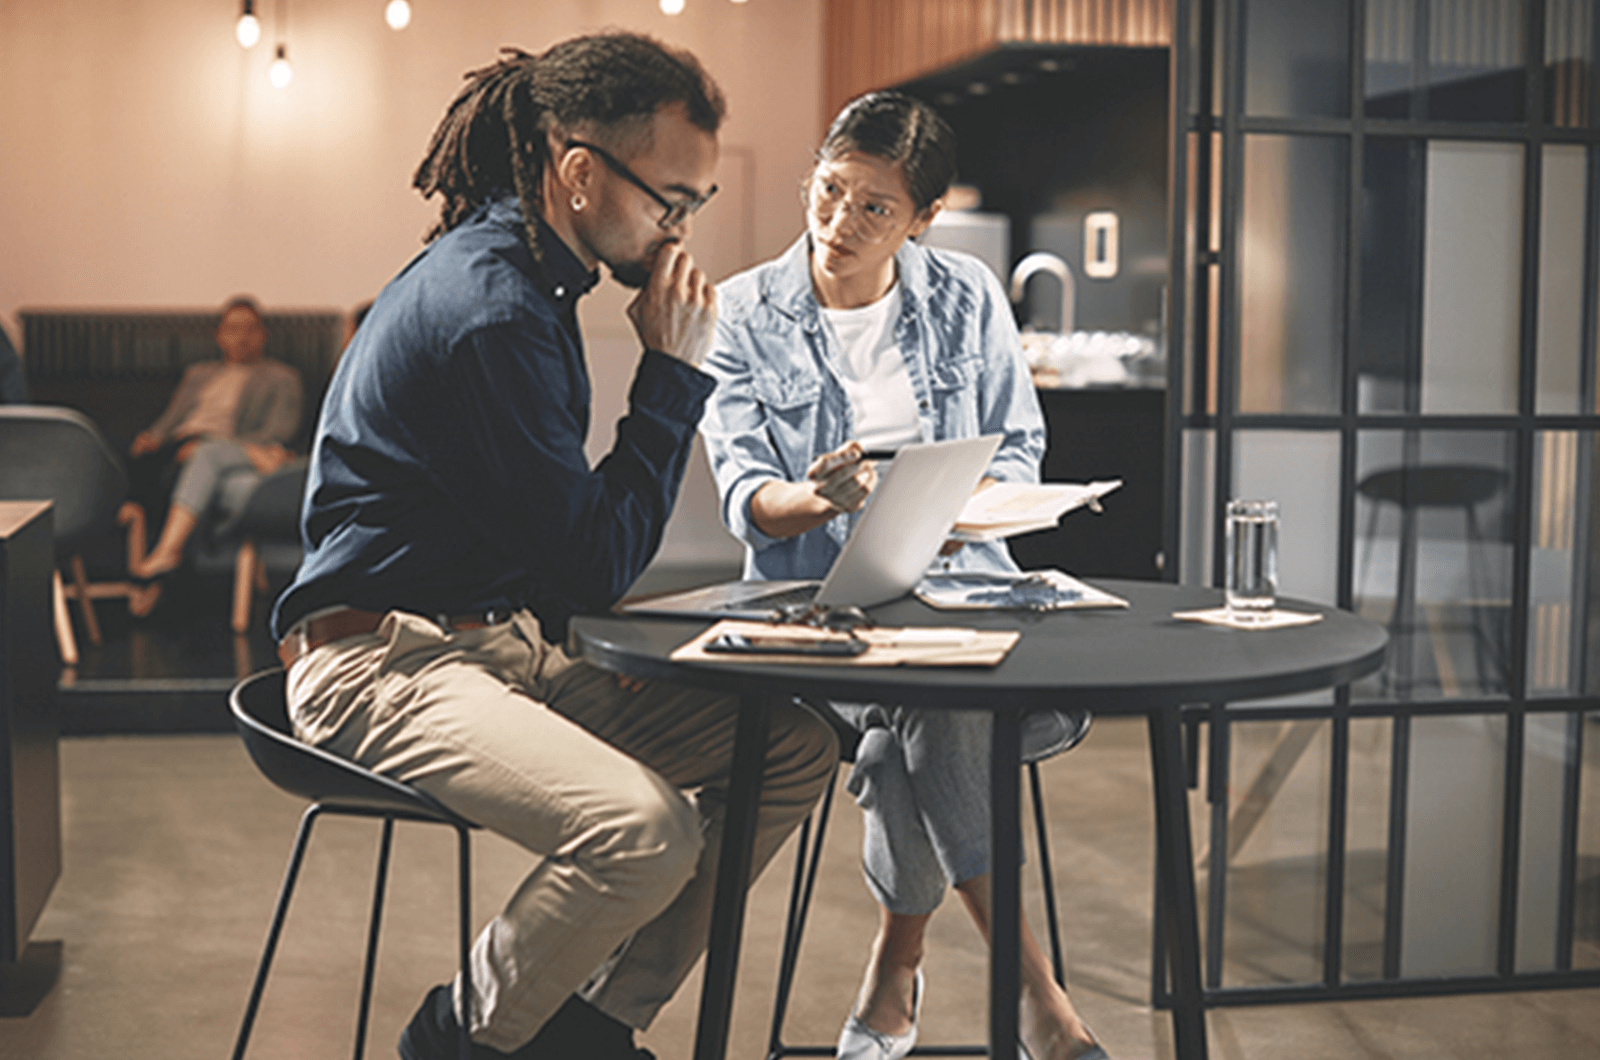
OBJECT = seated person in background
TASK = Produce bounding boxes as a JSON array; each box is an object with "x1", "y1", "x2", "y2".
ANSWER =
[
  {"x1": 126, "y1": 296, "x2": 302, "y2": 596},
  {"x1": 699, "y1": 92, "x2": 1109, "y2": 1060}
]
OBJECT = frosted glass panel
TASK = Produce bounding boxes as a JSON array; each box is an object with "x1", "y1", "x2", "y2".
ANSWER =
[
  {"x1": 1239, "y1": 136, "x2": 1347, "y2": 414},
  {"x1": 1516, "y1": 712, "x2": 1577, "y2": 972},
  {"x1": 1426, "y1": 0, "x2": 1527, "y2": 122},
  {"x1": 1546, "y1": 0, "x2": 1596, "y2": 128},
  {"x1": 1342, "y1": 717, "x2": 1395, "y2": 981},
  {"x1": 1365, "y1": 0, "x2": 1528, "y2": 122},
  {"x1": 1421, "y1": 140, "x2": 1523, "y2": 414},
  {"x1": 1536, "y1": 146, "x2": 1590, "y2": 415},
  {"x1": 1215, "y1": 719, "x2": 1331, "y2": 987},
  {"x1": 1401, "y1": 714, "x2": 1506, "y2": 977},
  {"x1": 1523, "y1": 429, "x2": 1600, "y2": 698},
  {"x1": 1356, "y1": 137, "x2": 1421, "y2": 413},
  {"x1": 1235, "y1": 431, "x2": 1341, "y2": 605},
  {"x1": 1245, "y1": 0, "x2": 1350, "y2": 118}
]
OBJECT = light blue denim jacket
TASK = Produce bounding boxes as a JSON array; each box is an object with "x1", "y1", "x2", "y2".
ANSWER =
[{"x1": 701, "y1": 234, "x2": 1047, "y2": 582}]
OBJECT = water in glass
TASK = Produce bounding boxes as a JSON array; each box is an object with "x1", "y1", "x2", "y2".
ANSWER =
[{"x1": 1226, "y1": 499, "x2": 1278, "y2": 621}]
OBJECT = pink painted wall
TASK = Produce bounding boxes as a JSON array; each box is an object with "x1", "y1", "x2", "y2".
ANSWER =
[{"x1": 1, "y1": 0, "x2": 827, "y2": 565}]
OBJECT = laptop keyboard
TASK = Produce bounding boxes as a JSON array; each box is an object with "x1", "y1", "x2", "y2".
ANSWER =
[{"x1": 730, "y1": 584, "x2": 820, "y2": 611}]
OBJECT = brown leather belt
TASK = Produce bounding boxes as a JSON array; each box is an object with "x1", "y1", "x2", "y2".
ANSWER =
[{"x1": 278, "y1": 607, "x2": 507, "y2": 670}]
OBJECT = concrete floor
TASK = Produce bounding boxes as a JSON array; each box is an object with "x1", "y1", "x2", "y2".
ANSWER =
[{"x1": 3, "y1": 718, "x2": 1599, "y2": 1059}]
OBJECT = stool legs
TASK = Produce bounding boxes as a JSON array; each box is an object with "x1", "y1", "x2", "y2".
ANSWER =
[
  {"x1": 233, "y1": 805, "x2": 323, "y2": 1060},
  {"x1": 232, "y1": 807, "x2": 474, "y2": 1060},
  {"x1": 352, "y1": 818, "x2": 396, "y2": 1060}
]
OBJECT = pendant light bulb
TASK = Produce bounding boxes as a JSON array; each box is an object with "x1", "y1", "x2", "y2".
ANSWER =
[
  {"x1": 236, "y1": 2, "x2": 261, "y2": 48},
  {"x1": 269, "y1": 44, "x2": 293, "y2": 88},
  {"x1": 660, "y1": 0, "x2": 685, "y2": 14},
  {"x1": 384, "y1": 0, "x2": 412, "y2": 30}
]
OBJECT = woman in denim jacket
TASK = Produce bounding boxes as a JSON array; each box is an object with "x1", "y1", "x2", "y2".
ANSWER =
[{"x1": 701, "y1": 93, "x2": 1108, "y2": 1060}]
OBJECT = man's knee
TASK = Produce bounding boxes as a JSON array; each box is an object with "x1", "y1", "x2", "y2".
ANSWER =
[
  {"x1": 771, "y1": 700, "x2": 840, "y2": 795},
  {"x1": 572, "y1": 775, "x2": 702, "y2": 903}
]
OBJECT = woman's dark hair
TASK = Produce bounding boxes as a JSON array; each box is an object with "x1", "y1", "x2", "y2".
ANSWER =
[
  {"x1": 413, "y1": 32, "x2": 726, "y2": 255},
  {"x1": 817, "y1": 91, "x2": 957, "y2": 213}
]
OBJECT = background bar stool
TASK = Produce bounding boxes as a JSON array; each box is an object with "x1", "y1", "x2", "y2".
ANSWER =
[
  {"x1": 229, "y1": 668, "x2": 478, "y2": 1060},
  {"x1": 1356, "y1": 463, "x2": 1508, "y2": 694},
  {"x1": 767, "y1": 704, "x2": 1086, "y2": 1059}
]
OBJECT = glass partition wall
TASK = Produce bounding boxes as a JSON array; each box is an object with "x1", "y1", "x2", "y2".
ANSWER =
[{"x1": 1165, "y1": 0, "x2": 1600, "y2": 1003}]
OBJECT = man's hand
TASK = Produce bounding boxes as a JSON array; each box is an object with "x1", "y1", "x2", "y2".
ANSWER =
[
  {"x1": 626, "y1": 242, "x2": 716, "y2": 366},
  {"x1": 130, "y1": 431, "x2": 161, "y2": 457},
  {"x1": 807, "y1": 440, "x2": 877, "y2": 514}
]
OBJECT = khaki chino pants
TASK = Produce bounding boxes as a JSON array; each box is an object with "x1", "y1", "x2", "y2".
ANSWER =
[{"x1": 285, "y1": 608, "x2": 837, "y2": 1052}]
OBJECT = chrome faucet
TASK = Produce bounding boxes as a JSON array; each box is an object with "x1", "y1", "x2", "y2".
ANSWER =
[{"x1": 1009, "y1": 252, "x2": 1075, "y2": 334}]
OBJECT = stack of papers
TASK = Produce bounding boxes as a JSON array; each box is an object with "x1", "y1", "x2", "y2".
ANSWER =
[{"x1": 950, "y1": 480, "x2": 1122, "y2": 542}]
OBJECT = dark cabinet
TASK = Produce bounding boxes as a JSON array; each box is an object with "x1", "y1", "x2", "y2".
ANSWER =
[
  {"x1": 1007, "y1": 388, "x2": 1165, "y2": 581},
  {"x1": 0, "y1": 501, "x2": 61, "y2": 1013}
]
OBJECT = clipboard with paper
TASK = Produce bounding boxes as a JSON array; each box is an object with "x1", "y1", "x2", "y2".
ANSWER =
[
  {"x1": 948, "y1": 480, "x2": 1123, "y2": 542},
  {"x1": 914, "y1": 569, "x2": 1130, "y2": 612},
  {"x1": 671, "y1": 620, "x2": 1021, "y2": 667}
]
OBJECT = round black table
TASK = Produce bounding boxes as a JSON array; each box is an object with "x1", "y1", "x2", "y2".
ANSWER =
[{"x1": 571, "y1": 580, "x2": 1387, "y2": 1060}]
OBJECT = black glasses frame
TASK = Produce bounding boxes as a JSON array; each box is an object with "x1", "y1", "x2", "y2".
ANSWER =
[{"x1": 565, "y1": 139, "x2": 717, "y2": 230}]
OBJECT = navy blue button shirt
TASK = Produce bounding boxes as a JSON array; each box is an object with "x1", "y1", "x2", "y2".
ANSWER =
[{"x1": 271, "y1": 197, "x2": 716, "y2": 644}]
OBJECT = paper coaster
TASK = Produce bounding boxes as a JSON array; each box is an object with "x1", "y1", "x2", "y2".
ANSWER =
[{"x1": 1172, "y1": 607, "x2": 1324, "y2": 630}]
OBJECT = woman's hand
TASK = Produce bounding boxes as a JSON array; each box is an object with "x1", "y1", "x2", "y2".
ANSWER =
[
  {"x1": 807, "y1": 440, "x2": 877, "y2": 513},
  {"x1": 749, "y1": 440, "x2": 878, "y2": 540}
]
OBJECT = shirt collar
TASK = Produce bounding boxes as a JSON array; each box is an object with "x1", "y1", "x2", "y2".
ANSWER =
[
  {"x1": 761, "y1": 232, "x2": 928, "y2": 323},
  {"x1": 485, "y1": 195, "x2": 600, "y2": 306}
]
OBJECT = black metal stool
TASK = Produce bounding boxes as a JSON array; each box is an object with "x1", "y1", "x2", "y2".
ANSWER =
[
  {"x1": 767, "y1": 703, "x2": 1087, "y2": 1059},
  {"x1": 1356, "y1": 463, "x2": 1508, "y2": 693},
  {"x1": 229, "y1": 668, "x2": 478, "y2": 1060}
]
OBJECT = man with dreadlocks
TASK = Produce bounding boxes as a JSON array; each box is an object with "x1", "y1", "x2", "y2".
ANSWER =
[{"x1": 269, "y1": 33, "x2": 836, "y2": 1060}]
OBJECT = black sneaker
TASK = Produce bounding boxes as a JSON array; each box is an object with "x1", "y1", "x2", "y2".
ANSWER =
[
  {"x1": 398, "y1": 986, "x2": 654, "y2": 1060},
  {"x1": 398, "y1": 984, "x2": 474, "y2": 1060},
  {"x1": 526, "y1": 995, "x2": 654, "y2": 1060}
]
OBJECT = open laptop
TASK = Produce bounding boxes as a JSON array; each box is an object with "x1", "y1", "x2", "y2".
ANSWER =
[{"x1": 622, "y1": 434, "x2": 1003, "y2": 620}]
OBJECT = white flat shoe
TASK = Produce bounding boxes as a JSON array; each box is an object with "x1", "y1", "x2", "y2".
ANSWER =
[{"x1": 835, "y1": 969, "x2": 924, "y2": 1060}]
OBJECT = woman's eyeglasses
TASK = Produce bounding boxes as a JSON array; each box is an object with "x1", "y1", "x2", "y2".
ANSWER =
[
  {"x1": 808, "y1": 176, "x2": 902, "y2": 242},
  {"x1": 566, "y1": 139, "x2": 718, "y2": 230}
]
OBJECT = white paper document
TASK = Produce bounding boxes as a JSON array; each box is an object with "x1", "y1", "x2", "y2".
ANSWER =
[
  {"x1": 915, "y1": 569, "x2": 1130, "y2": 611},
  {"x1": 949, "y1": 480, "x2": 1123, "y2": 542}
]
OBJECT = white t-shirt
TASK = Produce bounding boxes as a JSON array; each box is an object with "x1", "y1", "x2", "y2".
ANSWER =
[{"x1": 820, "y1": 284, "x2": 921, "y2": 452}]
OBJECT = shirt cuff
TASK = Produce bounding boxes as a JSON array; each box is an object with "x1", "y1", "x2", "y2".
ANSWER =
[{"x1": 632, "y1": 348, "x2": 716, "y2": 421}]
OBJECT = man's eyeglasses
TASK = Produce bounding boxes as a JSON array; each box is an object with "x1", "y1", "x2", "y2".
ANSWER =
[{"x1": 565, "y1": 139, "x2": 718, "y2": 230}]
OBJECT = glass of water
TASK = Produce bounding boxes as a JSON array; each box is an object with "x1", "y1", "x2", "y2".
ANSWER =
[{"x1": 1225, "y1": 499, "x2": 1278, "y2": 621}]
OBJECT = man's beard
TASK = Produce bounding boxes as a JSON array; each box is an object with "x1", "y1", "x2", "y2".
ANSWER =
[{"x1": 607, "y1": 237, "x2": 676, "y2": 290}]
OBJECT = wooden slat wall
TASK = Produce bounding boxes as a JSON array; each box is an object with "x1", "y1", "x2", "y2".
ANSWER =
[{"x1": 826, "y1": 0, "x2": 1171, "y2": 114}]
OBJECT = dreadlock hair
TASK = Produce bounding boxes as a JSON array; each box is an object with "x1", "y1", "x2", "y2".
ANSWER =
[{"x1": 412, "y1": 33, "x2": 726, "y2": 258}]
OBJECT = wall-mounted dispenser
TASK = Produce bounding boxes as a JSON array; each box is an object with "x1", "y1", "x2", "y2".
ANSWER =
[{"x1": 1084, "y1": 210, "x2": 1120, "y2": 279}]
